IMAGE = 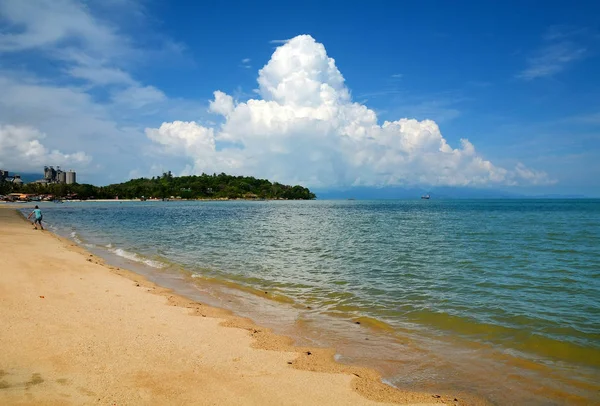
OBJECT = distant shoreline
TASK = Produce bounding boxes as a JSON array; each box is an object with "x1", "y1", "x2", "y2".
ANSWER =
[{"x1": 1, "y1": 197, "x2": 313, "y2": 204}]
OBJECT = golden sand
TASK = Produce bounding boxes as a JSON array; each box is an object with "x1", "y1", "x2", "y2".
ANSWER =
[{"x1": 0, "y1": 207, "x2": 466, "y2": 405}]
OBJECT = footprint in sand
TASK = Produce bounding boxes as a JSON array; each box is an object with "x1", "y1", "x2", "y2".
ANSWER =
[{"x1": 25, "y1": 373, "x2": 44, "y2": 389}]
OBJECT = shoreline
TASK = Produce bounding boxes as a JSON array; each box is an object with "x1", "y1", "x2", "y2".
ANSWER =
[
  {"x1": 1, "y1": 198, "x2": 313, "y2": 204},
  {"x1": 0, "y1": 207, "x2": 469, "y2": 405}
]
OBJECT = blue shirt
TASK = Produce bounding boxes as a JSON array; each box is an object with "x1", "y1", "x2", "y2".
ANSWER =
[{"x1": 33, "y1": 209, "x2": 42, "y2": 219}]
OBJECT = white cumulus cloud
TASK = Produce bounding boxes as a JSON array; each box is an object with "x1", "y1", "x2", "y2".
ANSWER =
[
  {"x1": 0, "y1": 125, "x2": 91, "y2": 172},
  {"x1": 208, "y1": 91, "x2": 235, "y2": 117},
  {"x1": 145, "y1": 35, "x2": 551, "y2": 187}
]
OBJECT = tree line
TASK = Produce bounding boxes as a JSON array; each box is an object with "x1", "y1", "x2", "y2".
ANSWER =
[{"x1": 1, "y1": 172, "x2": 316, "y2": 200}]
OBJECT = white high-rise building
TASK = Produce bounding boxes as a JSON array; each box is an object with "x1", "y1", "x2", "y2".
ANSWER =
[{"x1": 66, "y1": 170, "x2": 76, "y2": 184}]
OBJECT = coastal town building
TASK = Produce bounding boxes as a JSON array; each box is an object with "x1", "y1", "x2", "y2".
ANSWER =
[
  {"x1": 42, "y1": 166, "x2": 77, "y2": 185},
  {"x1": 0, "y1": 166, "x2": 77, "y2": 192},
  {"x1": 0, "y1": 170, "x2": 23, "y2": 185},
  {"x1": 1, "y1": 167, "x2": 78, "y2": 187},
  {"x1": 66, "y1": 170, "x2": 76, "y2": 184}
]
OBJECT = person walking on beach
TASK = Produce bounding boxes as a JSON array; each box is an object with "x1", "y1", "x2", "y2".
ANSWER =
[{"x1": 27, "y1": 205, "x2": 44, "y2": 230}]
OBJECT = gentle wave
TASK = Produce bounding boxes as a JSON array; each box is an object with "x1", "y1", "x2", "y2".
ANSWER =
[
  {"x1": 108, "y1": 247, "x2": 166, "y2": 269},
  {"x1": 68, "y1": 230, "x2": 94, "y2": 248},
  {"x1": 70, "y1": 231, "x2": 83, "y2": 244}
]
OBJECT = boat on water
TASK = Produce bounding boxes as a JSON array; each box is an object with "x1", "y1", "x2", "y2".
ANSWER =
[{"x1": 421, "y1": 194, "x2": 430, "y2": 200}]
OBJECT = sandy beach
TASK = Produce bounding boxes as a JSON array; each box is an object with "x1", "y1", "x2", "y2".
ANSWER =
[{"x1": 0, "y1": 207, "x2": 462, "y2": 406}]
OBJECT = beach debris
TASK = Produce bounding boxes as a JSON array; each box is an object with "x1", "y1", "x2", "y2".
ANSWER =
[
  {"x1": 135, "y1": 283, "x2": 140, "y2": 287},
  {"x1": 306, "y1": 306, "x2": 312, "y2": 309},
  {"x1": 86, "y1": 258, "x2": 92, "y2": 262},
  {"x1": 306, "y1": 351, "x2": 312, "y2": 356},
  {"x1": 454, "y1": 399, "x2": 458, "y2": 402},
  {"x1": 287, "y1": 361, "x2": 293, "y2": 365},
  {"x1": 433, "y1": 394, "x2": 441, "y2": 398},
  {"x1": 352, "y1": 373, "x2": 361, "y2": 377},
  {"x1": 264, "y1": 291, "x2": 268, "y2": 294},
  {"x1": 355, "y1": 321, "x2": 361, "y2": 325},
  {"x1": 39, "y1": 296, "x2": 44, "y2": 299}
]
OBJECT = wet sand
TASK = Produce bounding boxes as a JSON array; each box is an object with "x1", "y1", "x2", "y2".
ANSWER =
[{"x1": 0, "y1": 207, "x2": 464, "y2": 405}]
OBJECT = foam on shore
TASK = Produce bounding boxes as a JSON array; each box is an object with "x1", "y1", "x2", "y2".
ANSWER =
[{"x1": 108, "y1": 247, "x2": 166, "y2": 269}]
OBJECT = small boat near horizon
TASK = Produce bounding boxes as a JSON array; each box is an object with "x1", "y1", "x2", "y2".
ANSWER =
[{"x1": 421, "y1": 194, "x2": 430, "y2": 200}]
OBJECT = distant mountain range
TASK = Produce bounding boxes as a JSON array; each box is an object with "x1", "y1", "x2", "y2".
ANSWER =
[
  {"x1": 7, "y1": 172, "x2": 42, "y2": 183},
  {"x1": 313, "y1": 186, "x2": 587, "y2": 199}
]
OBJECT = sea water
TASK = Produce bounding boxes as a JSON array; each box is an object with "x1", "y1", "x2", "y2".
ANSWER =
[{"x1": 23, "y1": 200, "x2": 600, "y2": 404}]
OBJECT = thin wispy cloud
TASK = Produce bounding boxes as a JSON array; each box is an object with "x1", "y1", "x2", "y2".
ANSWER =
[
  {"x1": 542, "y1": 25, "x2": 590, "y2": 41},
  {"x1": 269, "y1": 39, "x2": 290, "y2": 44},
  {"x1": 517, "y1": 27, "x2": 589, "y2": 80},
  {"x1": 240, "y1": 58, "x2": 251, "y2": 69},
  {"x1": 518, "y1": 43, "x2": 586, "y2": 80},
  {"x1": 391, "y1": 73, "x2": 403, "y2": 79},
  {"x1": 356, "y1": 89, "x2": 403, "y2": 99},
  {"x1": 564, "y1": 112, "x2": 600, "y2": 125}
]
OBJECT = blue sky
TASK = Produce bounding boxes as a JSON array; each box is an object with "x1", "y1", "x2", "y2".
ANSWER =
[{"x1": 0, "y1": 0, "x2": 599, "y2": 196}]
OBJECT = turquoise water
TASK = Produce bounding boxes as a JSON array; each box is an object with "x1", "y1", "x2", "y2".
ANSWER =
[{"x1": 23, "y1": 200, "x2": 600, "y2": 404}]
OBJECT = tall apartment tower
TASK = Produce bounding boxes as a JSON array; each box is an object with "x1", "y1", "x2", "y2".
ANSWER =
[
  {"x1": 44, "y1": 166, "x2": 57, "y2": 182},
  {"x1": 66, "y1": 170, "x2": 76, "y2": 184}
]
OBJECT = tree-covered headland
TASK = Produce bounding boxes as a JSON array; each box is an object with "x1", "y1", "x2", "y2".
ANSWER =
[{"x1": 1, "y1": 172, "x2": 316, "y2": 200}]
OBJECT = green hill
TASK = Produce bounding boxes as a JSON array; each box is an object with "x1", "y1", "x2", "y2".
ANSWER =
[{"x1": 105, "y1": 172, "x2": 316, "y2": 200}]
